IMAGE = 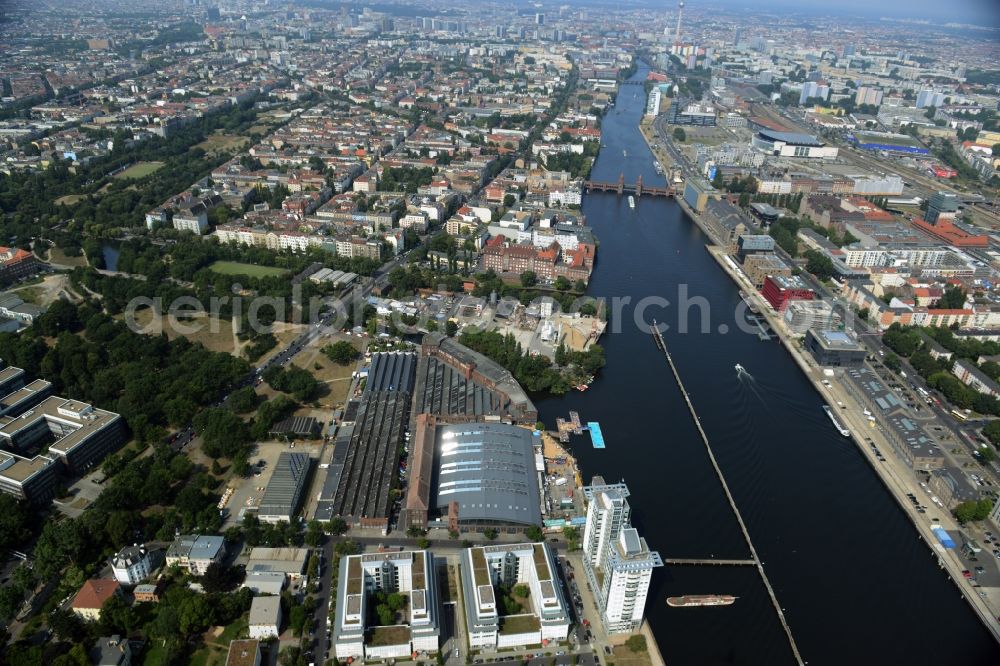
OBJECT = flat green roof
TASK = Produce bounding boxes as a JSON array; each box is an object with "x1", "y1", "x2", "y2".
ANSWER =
[
  {"x1": 369, "y1": 625, "x2": 412, "y2": 646},
  {"x1": 533, "y1": 544, "x2": 551, "y2": 582},
  {"x1": 346, "y1": 556, "x2": 363, "y2": 595},
  {"x1": 412, "y1": 550, "x2": 426, "y2": 589},
  {"x1": 471, "y1": 548, "x2": 491, "y2": 588},
  {"x1": 499, "y1": 614, "x2": 540, "y2": 635}
]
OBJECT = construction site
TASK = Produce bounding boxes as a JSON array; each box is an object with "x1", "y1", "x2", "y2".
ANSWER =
[{"x1": 368, "y1": 291, "x2": 607, "y2": 363}]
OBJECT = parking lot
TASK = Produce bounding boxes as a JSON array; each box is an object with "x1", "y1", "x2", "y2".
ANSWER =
[
  {"x1": 221, "y1": 440, "x2": 316, "y2": 527},
  {"x1": 54, "y1": 471, "x2": 105, "y2": 518},
  {"x1": 956, "y1": 525, "x2": 1000, "y2": 588}
]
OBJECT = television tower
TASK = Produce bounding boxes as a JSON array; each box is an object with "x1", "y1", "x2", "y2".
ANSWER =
[{"x1": 674, "y1": 0, "x2": 684, "y2": 44}]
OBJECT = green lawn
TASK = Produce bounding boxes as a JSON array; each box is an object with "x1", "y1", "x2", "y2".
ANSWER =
[
  {"x1": 217, "y1": 619, "x2": 248, "y2": 643},
  {"x1": 115, "y1": 161, "x2": 165, "y2": 179},
  {"x1": 187, "y1": 646, "x2": 227, "y2": 666},
  {"x1": 196, "y1": 133, "x2": 249, "y2": 155},
  {"x1": 142, "y1": 642, "x2": 170, "y2": 666},
  {"x1": 208, "y1": 261, "x2": 290, "y2": 278}
]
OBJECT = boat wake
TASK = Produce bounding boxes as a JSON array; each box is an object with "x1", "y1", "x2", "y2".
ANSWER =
[
  {"x1": 734, "y1": 363, "x2": 772, "y2": 413},
  {"x1": 740, "y1": 373, "x2": 824, "y2": 421}
]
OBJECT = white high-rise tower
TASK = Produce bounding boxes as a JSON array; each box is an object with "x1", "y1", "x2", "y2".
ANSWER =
[
  {"x1": 582, "y1": 477, "x2": 662, "y2": 635},
  {"x1": 674, "y1": 0, "x2": 685, "y2": 44},
  {"x1": 601, "y1": 528, "x2": 662, "y2": 633},
  {"x1": 583, "y1": 478, "x2": 631, "y2": 568}
]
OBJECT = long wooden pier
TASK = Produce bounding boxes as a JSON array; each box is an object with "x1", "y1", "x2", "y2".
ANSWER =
[
  {"x1": 584, "y1": 173, "x2": 675, "y2": 198},
  {"x1": 651, "y1": 322, "x2": 806, "y2": 666},
  {"x1": 664, "y1": 558, "x2": 756, "y2": 566}
]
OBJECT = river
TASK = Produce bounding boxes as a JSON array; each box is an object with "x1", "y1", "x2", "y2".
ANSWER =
[{"x1": 534, "y1": 63, "x2": 1000, "y2": 665}]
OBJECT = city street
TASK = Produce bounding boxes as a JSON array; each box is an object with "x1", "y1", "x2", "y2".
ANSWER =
[{"x1": 308, "y1": 538, "x2": 335, "y2": 665}]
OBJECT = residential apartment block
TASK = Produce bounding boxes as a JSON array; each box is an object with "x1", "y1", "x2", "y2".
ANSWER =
[
  {"x1": 333, "y1": 550, "x2": 441, "y2": 661},
  {"x1": 459, "y1": 543, "x2": 571, "y2": 650},
  {"x1": 582, "y1": 477, "x2": 662, "y2": 635}
]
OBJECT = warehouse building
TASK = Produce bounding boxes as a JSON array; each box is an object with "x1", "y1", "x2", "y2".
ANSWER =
[
  {"x1": 327, "y1": 392, "x2": 410, "y2": 529},
  {"x1": 420, "y1": 335, "x2": 536, "y2": 424},
  {"x1": 247, "y1": 547, "x2": 309, "y2": 579},
  {"x1": 243, "y1": 547, "x2": 310, "y2": 594},
  {"x1": 248, "y1": 596, "x2": 282, "y2": 640},
  {"x1": 843, "y1": 367, "x2": 945, "y2": 470},
  {"x1": 364, "y1": 352, "x2": 417, "y2": 394},
  {"x1": 333, "y1": 550, "x2": 441, "y2": 661},
  {"x1": 752, "y1": 130, "x2": 839, "y2": 159},
  {"x1": 413, "y1": 354, "x2": 509, "y2": 420},
  {"x1": 459, "y1": 543, "x2": 570, "y2": 650},
  {"x1": 257, "y1": 452, "x2": 312, "y2": 523},
  {"x1": 317, "y1": 343, "x2": 539, "y2": 528},
  {"x1": 314, "y1": 352, "x2": 417, "y2": 527},
  {"x1": 401, "y1": 419, "x2": 543, "y2": 533},
  {"x1": 682, "y1": 178, "x2": 712, "y2": 213},
  {"x1": 850, "y1": 131, "x2": 929, "y2": 155},
  {"x1": 735, "y1": 234, "x2": 775, "y2": 261},
  {"x1": 268, "y1": 416, "x2": 319, "y2": 439}
]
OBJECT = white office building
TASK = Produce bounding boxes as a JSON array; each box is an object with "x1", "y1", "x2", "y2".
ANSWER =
[
  {"x1": 854, "y1": 86, "x2": 883, "y2": 107},
  {"x1": 549, "y1": 189, "x2": 583, "y2": 207},
  {"x1": 333, "y1": 550, "x2": 441, "y2": 661},
  {"x1": 916, "y1": 90, "x2": 946, "y2": 109},
  {"x1": 799, "y1": 81, "x2": 830, "y2": 105},
  {"x1": 582, "y1": 477, "x2": 662, "y2": 635},
  {"x1": 646, "y1": 87, "x2": 662, "y2": 117},
  {"x1": 459, "y1": 543, "x2": 571, "y2": 650}
]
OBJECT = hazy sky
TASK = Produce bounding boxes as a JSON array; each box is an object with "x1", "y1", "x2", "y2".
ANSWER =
[{"x1": 701, "y1": 0, "x2": 1000, "y2": 28}]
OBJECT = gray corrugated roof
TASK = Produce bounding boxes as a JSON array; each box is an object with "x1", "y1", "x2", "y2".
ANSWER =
[
  {"x1": 365, "y1": 352, "x2": 416, "y2": 394},
  {"x1": 758, "y1": 129, "x2": 825, "y2": 146},
  {"x1": 258, "y1": 452, "x2": 311, "y2": 520},
  {"x1": 433, "y1": 423, "x2": 541, "y2": 526},
  {"x1": 270, "y1": 416, "x2": 318, "y2": 435},
  {"x1": 415, "y1": 355, "x2": 503, "y2": 418}
]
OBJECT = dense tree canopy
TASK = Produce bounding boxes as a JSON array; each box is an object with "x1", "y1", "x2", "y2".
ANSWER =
[
  {"x1": 458, "y1": 329, "x2": 604, "y2": 395},
  {"x1": 323, "y1": 340, "x2": 361, "y2": 365},
  {"x1": 0, "y1": 303, "x2": 248, "y2": 443},
  {"x1": 263, "y1": 364, "x2": 318, "y2": 401}
]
